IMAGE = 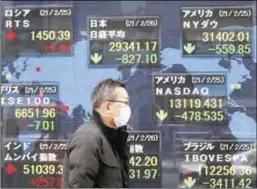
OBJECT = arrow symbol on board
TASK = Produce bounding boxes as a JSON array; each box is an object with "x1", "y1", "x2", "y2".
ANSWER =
[
  {"x1": 184, "y1": 177, "x2": 196, "y2": 188},
  {"x1": 90, "y1": 53, "x2": 102, "y2": 64},
  {"x1": 156, "y1": 109, "x2": 168, "y2": 121},
  {"x1": 183, "y1": 43, "x2": 196, "y2": 54}
]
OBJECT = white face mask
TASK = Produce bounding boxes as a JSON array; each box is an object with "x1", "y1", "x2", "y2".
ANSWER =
[{"x1": 113, "y1": 106, "x2": 131, "y2": 127}]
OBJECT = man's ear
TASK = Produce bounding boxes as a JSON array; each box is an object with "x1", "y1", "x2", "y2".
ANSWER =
[{"x1": 106, "y1": 102, "x2": 112, "y2": 113}]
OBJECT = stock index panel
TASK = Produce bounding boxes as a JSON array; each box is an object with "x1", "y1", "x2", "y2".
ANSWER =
[
  {"x1": 153, "y1": 73, "x2": 228, "y2": 126},
  {"x1": 128, "y1": 131, "x2": 161, "y2": 188},
  {"x1": 179, "y1": 139, "x2": 256, "y2": 188},
  {"x1": 1, "y1": 83, "x2": 59, "y2": 133},
  {"x1": 2, "y1": 139, "x2": 66, "y2": 188},
  {"x1": 1, "y1": 4, "x2": 73, "y2": 57},
  {"x1": 88, "y1": 16, "x2": 160, "y2": 67},
  {"x1": 181, "y1": 7, "x2": 254, "y2": 56}
]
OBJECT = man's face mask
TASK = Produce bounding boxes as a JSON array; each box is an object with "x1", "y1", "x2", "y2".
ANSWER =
[
  {"x1": 108, "y1": 100, "x2": 131, "y2": 127},
  {"x1": 113, "y1": 105, "x2": 131, "y2": 127}
]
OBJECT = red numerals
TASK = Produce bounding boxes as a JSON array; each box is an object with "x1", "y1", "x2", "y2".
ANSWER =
[
  {"x1": 30, "y1": 176, "x2": 62, "y2": 188},
  {"x1": 42, "y1": 42, "x2": 71, "y2": 53},
  {"x1": 58, "y1": 42, "x2": 71, "y2": 53},
  {"x1": 43, "y1": 43, "x2": 55, "y2": 52}
]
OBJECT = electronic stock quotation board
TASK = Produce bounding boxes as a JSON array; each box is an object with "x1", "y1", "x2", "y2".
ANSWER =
[{"x1": 1, "y1": 3, "x2": 256, "y2": 189}]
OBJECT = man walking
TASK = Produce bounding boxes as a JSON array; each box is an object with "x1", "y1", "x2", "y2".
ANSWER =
[{"x1": 62, "y1": 79, "x2": 131, "y2": 188}]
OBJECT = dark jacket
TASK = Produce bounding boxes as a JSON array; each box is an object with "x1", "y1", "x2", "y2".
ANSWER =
[{"x1": 62, "y1": 111, "x2": 129, "y2": 188}]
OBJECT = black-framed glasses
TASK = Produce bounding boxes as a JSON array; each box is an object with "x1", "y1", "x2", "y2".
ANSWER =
[{"x1": 107, "y1": 100, "x2": 129, "y2": 105}]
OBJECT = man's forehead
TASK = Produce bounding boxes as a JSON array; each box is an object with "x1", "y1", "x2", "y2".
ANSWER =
[{"x1": 114, "y1": 87, "x2": 129, "y2": 98}]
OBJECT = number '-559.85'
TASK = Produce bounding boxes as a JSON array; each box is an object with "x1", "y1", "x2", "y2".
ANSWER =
[{"x1": 215, "y1": 44, "x2": 251, "y2": 55}]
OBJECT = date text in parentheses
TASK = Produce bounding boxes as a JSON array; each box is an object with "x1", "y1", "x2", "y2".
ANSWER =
[
  {"x1": 39, "y1": 9, "x2": 48, "y2": 17},
  {"x1": 218, "y1": 9, "x2": 252, "y2": 18},
  {"x1": 125, "y1": 20, "x2": 133, "y2": 27},
  {"x1": 220, "y1": 143, "x2": 229, "y2": 151},
  {"x1": 24, "y1": 86, "x2": 32, "y2": 94}
]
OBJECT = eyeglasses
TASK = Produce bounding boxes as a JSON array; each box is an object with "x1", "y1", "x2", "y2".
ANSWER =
[{"x1": 107, "y1": 100, "x2": 129, "y2": 105}]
